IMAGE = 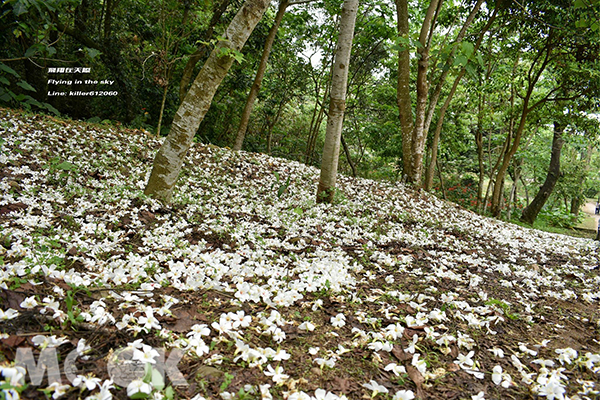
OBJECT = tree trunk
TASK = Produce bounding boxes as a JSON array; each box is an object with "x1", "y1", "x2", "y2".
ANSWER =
[
  {"x1": 520, "y1": 122, "x2": 565, "y2": 224},
  {"x1": 506, "y1": 161, "x2": 520, "y2": 221},
  {"x1": 394, "y1": 0, "x2": 414, "y2": 180},
  {"x1": 316, "y1": 0, "x2": 358, "y2": 203},
  {"x1": 436, "y1": 157, "x2": 447, "y2": 200},
  {"x1": 266, "y1": 97, "x2": 287, "y2": 154},
  {"x1": 156, "y1": 83, "x2": 169, "y2": 136},
  {"x1": 104, "y1": 0, "x2": 114, "y2": 40},
  {"x1": 407, "y1": 0, "x2": 442, "y2": 186},
  {"x1": 179, "y1": 0, "x2": 232, "y2": 103},
  {"x1": 424, "y1": 5, "x2": 497, "y2": 192},
  {"x1": 570, "y1": 143, "x2": 593, "y2": 216},
  {"x1": 421, "y1": 0, "x2": 486, "y2": 141},
  {"x1": 520, "y1": 175, "x2": 530, "y2": 205},
  {"x1": 341, "y1": 134, "x2": 356, "y2": 177},
  {"x1": 233, "y1": 0, "x2": 289, "y2": 151},
  {"x1": 424, "y1": 72, "x2": 462, "y2": 191},
  {"x1": 145, "y1": 0, "x2": 270, "y2": 203},
  {"x1": 490, "y1": 34, "x2": 555, "y2": 216}
]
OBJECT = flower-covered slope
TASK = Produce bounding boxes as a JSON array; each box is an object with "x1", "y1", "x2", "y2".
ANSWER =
[{"x1": 0, "y1": 108, "x2": 599, "y2": 400}]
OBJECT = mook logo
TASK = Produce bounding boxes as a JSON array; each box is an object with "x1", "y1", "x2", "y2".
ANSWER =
[{"x1": 2, "y1": 336, "x2": 186, "y2": 399}]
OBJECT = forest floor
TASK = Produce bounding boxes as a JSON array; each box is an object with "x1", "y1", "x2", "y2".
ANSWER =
[{"x1": 0, "y1": 108, "x2": 599, "y2": 400}]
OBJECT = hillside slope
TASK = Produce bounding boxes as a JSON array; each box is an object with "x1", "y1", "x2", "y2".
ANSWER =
[{"x1": 0, "y1": 108, "x2": 599, "y2": 400}]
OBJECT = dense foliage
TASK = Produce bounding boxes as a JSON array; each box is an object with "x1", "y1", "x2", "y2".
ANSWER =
[{"x1": 0, "y1": 0, "x2": 599, "y2": 222}]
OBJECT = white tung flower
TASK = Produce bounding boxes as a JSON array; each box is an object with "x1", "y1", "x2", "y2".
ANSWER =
[
  {"x1": 132, "y1": 344, "x2": 160, "y2": 364},
  {"x1": 384, "y1": 363, "x2": 406, "y2": 376},
  {"x1": 0, "y1": 308, "x2": 19, "y2": 320},
  {"x1": 127, "y1": 379, "x2": 152, "y2": 397},
  {"x1": 330, "y1": 313, "x2": 346, "y2": 328},
  {"x1": 471, "y1": 392, "x2": 485, "y2": 400},
  {"x1": 555, "y1": 348, "x2": 578, "y2": 365},
  {"x1": 20, "y1": 296, "x2": 38, "y2": 309},
  {"x1": 392, "y1": 390, "x2": 415, "y2": 400},
  {"x1": 73, "y1": 374, "x2": 101, "y2": 391},
  {"x1": 362, "y1": 380, "x2": 388, "y2": 396},
  {"x1": 537, "y1": 380, "x2": 566, "y2": 400},
  {"x1": 264, "y1": 365, "x2": 289, "y2": 384},
  {"x1": 298, "y1": 321, "x2": 315, "y2": 332}
]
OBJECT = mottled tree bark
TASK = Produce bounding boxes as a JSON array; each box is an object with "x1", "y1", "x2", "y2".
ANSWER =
[
  {"x1": 144, "y1": 0, "x2": 270, "y2": 203},
  {"x1": 316, "y1": 0, "x2": 358, "y2": 203},
  {"x1": 520, "y1": 122, "x2": 565, "y2": 224}
]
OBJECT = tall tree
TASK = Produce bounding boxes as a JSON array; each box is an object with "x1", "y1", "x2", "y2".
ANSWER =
[
  {"x1": 233, "y1": 0, "x2": 292, "y2": 151},
  {"x1": 520, "y1": 121, "x2": 565, "y2": 224},
  {"x1": 144, "y1": 0, "x2": 270, "y2": 203},
  {"x1": 316, "y1": 0, "x2": 359, "y2": 203},
  {"x1": 395, "y1": 0, "x2": 443, "y2": 185}
]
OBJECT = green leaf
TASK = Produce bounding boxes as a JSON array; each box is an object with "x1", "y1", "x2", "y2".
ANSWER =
[
  {"x1": 129, "y1": 392, "x2": 149, "y2": 399},
  {"x1": 42, "y1": 102, "x2": 60, "y2": 115},
  {"x1": 0, "y1": 89, "x2": 16, "y2": 102},
  {"x1": 56, "y1": 161, "x2": 75, "y2": 171},
  {"x1": 151, "y1": 368, "x2": 164, "y2": 391},
  {"x1": 461, "y1": 41, "x2": 474, "y2": 58},
  {"x1": 465, "y1": 63, "x2": 477, "y2": 80},
  {"x1": 24, "y1": 45, "x2": 40, "y2": 58},
  {"x1": 85, "y1": 47, "x2": 102, "y2": 59},
  {"x1": 453, "y1": 54, "x2": 468, "y2": 67},
  {"x1": 0, "y1": 77, "x2": 9, "y2": 86},
  {"x1": 574, "y1": 0, "x2": 586, "y2": 8},
  {"x1": 476, "y1": 54, "x2": 484, "y2": 68},
  {"x1": 165, "y1": 386, "x2": 174, "y2": 400},
  {"x1": 12, "y1": 0, "x2": 29, "y2": 16},
  {"x1": 0, "y1": 63, "x2": 20, "y2": 77},
  {"x1": 292, "y1": 207, "x2": 303, "y2": 216},
  {"x1": 277, "y1": 176, "x2": 291, "y2": 198},
  {"x1": 17, "y1": 80, "x2": 36, "y2": 92}
]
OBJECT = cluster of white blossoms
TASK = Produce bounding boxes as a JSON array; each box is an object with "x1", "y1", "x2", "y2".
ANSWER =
[{"x1": 0, "y1": 110, "x2": 599, "y2": 399}]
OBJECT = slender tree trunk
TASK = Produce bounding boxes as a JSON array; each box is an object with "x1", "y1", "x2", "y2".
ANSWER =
[
  {"x1": 266, "y1": 97, "x2": 287, "y2": 154},
  {"x1": 424, "y1": 72, "x2": 462, "y2": 191},
  {"x1": 436, "y1": 157, "x2": 447, "y2": 200},
  {"x1": 316, "y1": 0, "x2": 358, "y2": 203},
  {"x1": 306, "y1": 98, "x2": 328, "y2": 163},
  {"x1": 506, "y1": 161, "x2": 520, "y2": 221},
  {"x1": 408, "y1": 0, "x2": 442, "y2": 186},
  {"x1": 422, "y1": 0, "x2": 486, "y2": 138},
  {"x1": 570, "y1": 143, "x2": 593, "y2": 216},
  {"x1": 425, "y1": 6, "x2": 497, "y2": 192},
  {"x1": 520, "y1": 122, "x2": 565, "y2": 224},
  {"x1": 395, "y1": 0, "x2": 414, "y2": 180},
  {"x1": 156, "y1": 83, "x2": 169, "y2": 136},
  {"x1": 145, "y1": 0, "x2": 270, "y2": 203},
  {"x1": 179, "y1": 0, "x2": 232, "y2": 103},
  {"x1": 233, "y1": 0, "x2": 290, "y2": 150},
  {"x1": 104, "y1": 0, "x2": 113, "y2": 40},
  {"x1": 520, "y1": 175, "x2": 530, "y2": 205},
  {"x1": 306, "y1": 47, "x2": 336, "y2": 164},
  {"x1": 341, "y1": 134, "x2": 356, "y2": 177},
  {"x1": 490, "y1": 34, "x2": 555, "y2": 216}
]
